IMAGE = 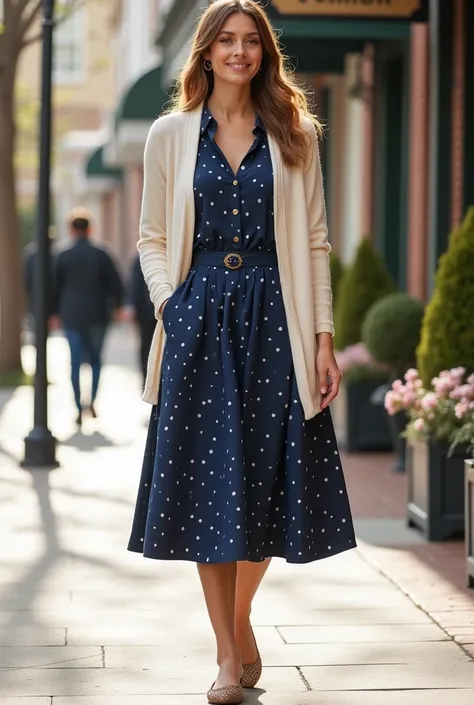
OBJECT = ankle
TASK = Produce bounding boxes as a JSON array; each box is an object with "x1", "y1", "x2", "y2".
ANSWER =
[{"x1": 217, "y1": 648, "x2": 241, "y2": 667}]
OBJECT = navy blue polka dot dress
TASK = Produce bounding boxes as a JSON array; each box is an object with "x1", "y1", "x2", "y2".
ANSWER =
[{"x1": 128, "y1": 106, "x2": 356, "y2": 564}]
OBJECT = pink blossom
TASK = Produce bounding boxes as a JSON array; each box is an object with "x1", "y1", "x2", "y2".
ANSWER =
[
  {"x1": 421, "y1": 392, "x2": 438, "y2": 411},
  {"x1": 451, "y1": 367, "x2": 466, "y2": 383},
  {"x1": 455, "y1": 400, "x2": 470, "y2": 419},
  {"x1": 467, "y1": 373, "x2": 474, "y2": 385},
  {"x1": 403, "y1": 390, "x2": 417, "y2": 407},
  {"x1": 384, "y1": 390, "x2": 402, "y2": 415},
  {"x1": 450, "y1": 384, "x2": 474, "y2": 401},
  {"x1": 392, "y1": 379, "x2": 404, "y2": 392},
  {"x1": 404, "y1": 368, "x2": 419, "y2": 382},
  {"x1": 433, "y1": 376, "x2": 455, "y2": 397},
  {"x1": 335, "y1": 344, "x2": 374, "y2": 374},
  {"x1": 413, "y1": 418, "x2": 425, "y2": 433}
]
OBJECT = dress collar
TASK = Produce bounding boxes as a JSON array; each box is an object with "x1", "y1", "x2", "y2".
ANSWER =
[{"x1": 200, "y1": 104, "x2": 266, "y2": 135}]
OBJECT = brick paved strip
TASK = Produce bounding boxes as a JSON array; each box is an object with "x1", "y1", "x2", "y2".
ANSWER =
[
  {"x1": 356, "y1": 543, "x2": 474, "y2": 622},
  {"x1": 431, "y1": 612, "x2": 474, "y2": 627}
]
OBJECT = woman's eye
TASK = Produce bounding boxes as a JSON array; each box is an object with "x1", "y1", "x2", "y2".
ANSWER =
[{"x1": 220, "y1": 37, "x2": 232, "y2": 44}]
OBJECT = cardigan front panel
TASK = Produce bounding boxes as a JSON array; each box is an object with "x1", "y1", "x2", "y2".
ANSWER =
[{"x1": 140, "y1": 106, "x2": 333, "y2": 419}]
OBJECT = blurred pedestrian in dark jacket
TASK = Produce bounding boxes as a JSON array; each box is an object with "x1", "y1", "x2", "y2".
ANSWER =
[
  {"x1": 128, "y1": 253, "x2": 156, "y2": 385},
  {"x1": 23, "y1": 226, "x2": 57, "y2": 329},
  {"x1": 50, "y1": 208, "x2": 123, "y2": 425}
]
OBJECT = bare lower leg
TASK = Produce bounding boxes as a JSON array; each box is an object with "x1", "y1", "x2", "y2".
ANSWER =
[
  {"x1": 234, "y1": 558, "x2": 272, "y2": 663},
  {"x1": 197, "y1": 562, "x2": 242, "y2": 689}
]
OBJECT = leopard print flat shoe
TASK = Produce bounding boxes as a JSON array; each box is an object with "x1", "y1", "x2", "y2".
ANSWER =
[
  {"x1": 241, "y1": 626, "x2": 262, "y2": 688},
  {"x1": 206, "y1": 683, "x2": 244, "y2": 704},
  {"x1": 241, "y1": 651, "x2": 262, "y2": 688}
]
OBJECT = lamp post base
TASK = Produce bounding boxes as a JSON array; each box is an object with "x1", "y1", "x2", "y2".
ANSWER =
[{"x1": 22, "y1": 427, "x2": 59, "y2": 468}]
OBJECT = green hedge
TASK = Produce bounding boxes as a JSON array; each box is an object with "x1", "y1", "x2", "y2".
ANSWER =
[
  {"x1": 362, "y1": 292, "x2": 424, "y2": 377},
  {"x1": 334, "y1": 238, "x2": 395, "y2": 350},
  {"x1": 417, "y1": 207, "x2": 474, "y2": 386}
]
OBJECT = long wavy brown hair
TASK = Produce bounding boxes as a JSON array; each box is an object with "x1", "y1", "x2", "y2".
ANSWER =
[{"x1": 168, "y1": 0, "x2": 321, "y2": 167}]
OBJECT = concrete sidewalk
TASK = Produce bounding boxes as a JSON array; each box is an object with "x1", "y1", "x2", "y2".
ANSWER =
[{"x1": 0, "y1": 326, "x2": 473, "y2": 703}]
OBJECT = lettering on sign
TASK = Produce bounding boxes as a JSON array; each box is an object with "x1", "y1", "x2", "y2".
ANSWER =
[{"x1": 270, "y1": 0, "x2": 423, "y2": 18}]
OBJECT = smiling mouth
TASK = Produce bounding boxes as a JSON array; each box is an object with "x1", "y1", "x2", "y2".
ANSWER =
[{"x1": 226, "y1": 63, "x2": 251, "y2": 70}]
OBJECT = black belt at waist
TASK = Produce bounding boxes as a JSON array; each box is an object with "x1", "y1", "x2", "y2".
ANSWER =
[{"x1": 191, "y1": 250, "x2": 278, "y2": 270}]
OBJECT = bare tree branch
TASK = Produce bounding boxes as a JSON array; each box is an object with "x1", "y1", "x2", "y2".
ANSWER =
[
  {"x1": 20, "y1": 0, "x2": 89, "y2": 49},
  {"x1": 19, "y1": 0, "x2": 42, "y2": 42}
]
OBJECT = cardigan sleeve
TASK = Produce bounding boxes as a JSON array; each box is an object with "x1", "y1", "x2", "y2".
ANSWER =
[
  {"x1": 137, "y1": 120, "x2": 173, "y2": 319},
  {"x1": 304, "y1": 123, "x2": 335, "y2": 336}
]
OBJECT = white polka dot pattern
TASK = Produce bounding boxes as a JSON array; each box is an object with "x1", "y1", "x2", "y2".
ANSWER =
[{"x1": 128, "y1": 106, "x2": 356, "y2": 564}]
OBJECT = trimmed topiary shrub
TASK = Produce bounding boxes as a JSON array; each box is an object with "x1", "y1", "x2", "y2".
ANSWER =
[
  {"x1": 362, "y1": 293, "x2": 425, "y2": 377},
  {"x1": 329, "y1": 251, "x2": 344, "y2": 311},
  {"x1": 417, "y1": 207, "x2": 474, "y2": 387},
  {"x1": 334, "y1": 238, "x2": 395, "y2": 350}
]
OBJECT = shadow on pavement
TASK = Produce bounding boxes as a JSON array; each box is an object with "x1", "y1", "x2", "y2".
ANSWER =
[{"x1": 59, "y1": 429, "x2": 116, "y2": 452}]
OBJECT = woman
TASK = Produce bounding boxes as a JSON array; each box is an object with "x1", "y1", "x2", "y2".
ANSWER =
[{"x1": 128, "y1": 1, "x2": 356, "y2": 703}]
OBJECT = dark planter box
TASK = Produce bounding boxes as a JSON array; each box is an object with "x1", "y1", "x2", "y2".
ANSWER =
[
  {"x1": 386, "y1": 410, "x2": 408, "y2": 473},
  {"x1": 466, "y1": 460, "x2": 474, "y2": 588},
  {"x1": 344, "y1": 378, "x2": 393, "y2": 453},
  {"x1": 407, "y1": 439, "x2": 467, "y2": 541}
]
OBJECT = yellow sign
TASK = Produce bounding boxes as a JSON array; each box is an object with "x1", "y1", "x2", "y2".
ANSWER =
[{"x1": 271, "y1": 0, "x2": 423, "y2": 18}]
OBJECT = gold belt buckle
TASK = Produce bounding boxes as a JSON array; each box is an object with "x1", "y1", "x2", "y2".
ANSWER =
[{"x1": 223, "y1": 252, "x2": 243, "y2": 270}]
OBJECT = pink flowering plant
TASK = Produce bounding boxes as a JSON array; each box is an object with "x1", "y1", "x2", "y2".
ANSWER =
[
  {"x1": 384, "y1": 367, "x2": 474, "y2": 445},
  {"x1": 335, "y1": 343, "x2": 387, "y2": 380}
]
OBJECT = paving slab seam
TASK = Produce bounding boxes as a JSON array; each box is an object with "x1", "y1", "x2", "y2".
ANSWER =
[
  {"x1": 355, "y1": 546, "x2": 474, "y2": 663},
  {"x1": 296, "y1": 666, "x2": 312, "y2": 691}
]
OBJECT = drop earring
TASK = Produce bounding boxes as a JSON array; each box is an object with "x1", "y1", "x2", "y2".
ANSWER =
[{"x1": 203, "y1": 60, "x2": 212, "y2": 72}]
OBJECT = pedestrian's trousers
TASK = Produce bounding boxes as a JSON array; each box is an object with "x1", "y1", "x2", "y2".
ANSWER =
[{"x1": 64, "y1": 326, "x2": 106, "y2": 411}]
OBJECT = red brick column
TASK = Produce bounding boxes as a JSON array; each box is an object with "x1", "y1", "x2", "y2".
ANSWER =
[
  {"x1": 451, "y1": 0, "x2": 465, "y2": 230},
  {"x1": 361, "y1": 44, "x2": 374, "y2": 238},
  {"x1": 407, "y1": 23, "x2": 429, "y2": 301}
]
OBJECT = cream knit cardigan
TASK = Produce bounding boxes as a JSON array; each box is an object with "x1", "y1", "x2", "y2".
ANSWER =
[{"x1": 138, "y1": 104, "x2": 334, "y2": 419}]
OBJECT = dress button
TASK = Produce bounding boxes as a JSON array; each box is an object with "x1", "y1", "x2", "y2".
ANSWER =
[
  {"x1": 233, "y1": 180, "x2": 238, "y2": 186},
  {"x1": 233, "y1": 236, "x2": 240, "y2": 243},
  {"x1": 232, "y1": 209, "x2": 239, "y2": 215}
]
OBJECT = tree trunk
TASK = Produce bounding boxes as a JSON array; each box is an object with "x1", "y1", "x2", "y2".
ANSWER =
[{"x1": 0, "y1": 66, "x2": 23, "y2": 376}]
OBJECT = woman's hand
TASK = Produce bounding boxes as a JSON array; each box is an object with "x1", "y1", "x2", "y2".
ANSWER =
[{"x1": 316, "y1": 333, "x2": 342, "y2": 410}]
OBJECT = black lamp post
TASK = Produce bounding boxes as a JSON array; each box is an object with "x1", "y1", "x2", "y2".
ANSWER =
[{"x1": 23, "y1": 0, "x2": 58, "y2": 468}]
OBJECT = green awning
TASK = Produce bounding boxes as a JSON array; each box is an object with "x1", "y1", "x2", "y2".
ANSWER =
[
  {"x1": 114, "y1": 66, "x2": 169, "y2": 130},
  {"x1": 86, "y1": 146, "x2": 122, "y2": 179}
]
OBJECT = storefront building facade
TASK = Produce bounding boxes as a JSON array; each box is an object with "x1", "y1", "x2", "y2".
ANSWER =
[{"x1": 76, "y1": 0, "x2": 473, "y2": 298}]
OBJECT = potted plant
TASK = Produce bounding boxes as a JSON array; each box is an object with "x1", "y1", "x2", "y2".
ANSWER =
[
  {"x1": 333, "y1": 238, "x2": 395, "y2": 452},
  {"x1": 385, "y1": 367, "x2": 473, "y2": 540},
  {"x1": 362, "y1": 293, "x2": 425, "y2": 472},
  {"x1": 394, "y1": 206, "x2": 474, "y2": 541},
  {"x1": 450, "y1": 405, "x2": 474, "y2": 587},
  {"x1": 334, "y1": 343, "x2": 391, "y2": 452},
  {"x1": 466, "y1": 458, "x2": 474, "y2": 588}
]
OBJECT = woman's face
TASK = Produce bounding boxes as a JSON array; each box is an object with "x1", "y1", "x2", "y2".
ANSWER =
[{"x1": 204, "y1": 12, "x2": 263, "y2": 86}]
